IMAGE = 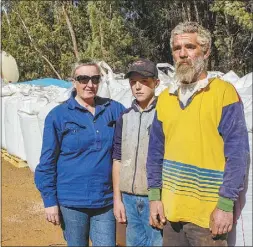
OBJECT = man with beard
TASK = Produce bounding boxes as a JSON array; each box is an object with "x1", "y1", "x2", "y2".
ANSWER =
[{"x1": 146, "y1": 22, "x2": 249, "y2": 246}]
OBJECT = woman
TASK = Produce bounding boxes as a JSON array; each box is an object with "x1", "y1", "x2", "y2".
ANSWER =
[{"x1": 35, "y1": 61, "x2": 125, "y2": 246}]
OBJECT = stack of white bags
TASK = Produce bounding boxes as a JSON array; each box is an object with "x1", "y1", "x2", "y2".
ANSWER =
[{"x1": 0, "y1": 62, "x2": 252, "y2": 246}]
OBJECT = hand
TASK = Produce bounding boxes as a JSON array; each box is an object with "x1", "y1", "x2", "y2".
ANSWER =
[
  {"x1": 209, "y1": 207, "x2": 233, "y2": 237},
  {"x1": 113, "y1": 199, "x2": 126, "y2": 224},
  {"x1": 149, "y1": 201, "x2": 166, "y2": 229},
  {"x1": 45, "y1": 205, "x2": 60, "y2": 225}
]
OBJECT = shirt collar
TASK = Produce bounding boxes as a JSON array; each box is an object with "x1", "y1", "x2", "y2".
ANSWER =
[
  {"x1": 67, "y1": 90, "x2": 110, "y2": 110},
  {"x1": 169, "y1": 75, "x2": 209, "y2": 95}
]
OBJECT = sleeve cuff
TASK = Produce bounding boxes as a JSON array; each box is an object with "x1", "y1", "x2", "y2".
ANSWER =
[
  {"x1": 42, "y1": 196, "x2": 58, "y2": 208},
  {"x1": 148, "y1": 188, "x2": 161, "y2": 201},
  {"x1": 217, "y1": 196, "x2": 234, "y2": 212}
]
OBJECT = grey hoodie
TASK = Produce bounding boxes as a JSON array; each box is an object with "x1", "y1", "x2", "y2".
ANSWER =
[{"x1": 112, "y1": 99, "x2": 157, "y2": 195}]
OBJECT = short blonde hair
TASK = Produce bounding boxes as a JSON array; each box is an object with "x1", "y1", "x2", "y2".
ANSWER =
[
  {"x1": 170, "y1": 22, "x2": 211, "y2": 54},
  {"x1": 71, "y1": 59, "x2": 101, "y2": 78}
]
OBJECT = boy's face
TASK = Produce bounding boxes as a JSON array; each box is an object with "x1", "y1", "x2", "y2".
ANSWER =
[{"x1": 129, "y1": 72, "x2": 159, "y2": 105}]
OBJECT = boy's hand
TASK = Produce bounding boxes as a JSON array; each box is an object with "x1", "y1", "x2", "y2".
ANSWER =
[
  {"x1": 114, "y1": 199, "x2": 127, "y2": 224},
  {"x1": 149, "y1": 201, "x2": 166, "y2": 229}
]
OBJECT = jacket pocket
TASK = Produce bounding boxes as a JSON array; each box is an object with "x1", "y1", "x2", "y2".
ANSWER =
[{"x1": 61, "y1": 122, "x2": 86, "y2": 152}]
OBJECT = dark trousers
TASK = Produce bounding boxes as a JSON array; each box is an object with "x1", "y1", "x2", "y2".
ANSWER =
[{"x1": 163, "y1": 221, "x2": 227, "y2": 246}]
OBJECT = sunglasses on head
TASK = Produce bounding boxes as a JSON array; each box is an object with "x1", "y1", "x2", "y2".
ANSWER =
[{"x1": 75, "y1": 75, "x2": 101, "y2": 84}]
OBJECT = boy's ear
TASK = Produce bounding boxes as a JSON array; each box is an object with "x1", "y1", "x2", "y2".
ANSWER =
[{"x1": 155, "y1": 79, "x2": 160, "y2": 88}]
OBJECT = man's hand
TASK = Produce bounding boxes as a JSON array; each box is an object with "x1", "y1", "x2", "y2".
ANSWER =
[
  {"x1": 45, "y1": 205, "x2": 60, "y2": 225},
  {"x1": 149, "y1": 201, "x2": 166, "y2": 229},
  {"x1": 114, "y1": 199, "x2": 126, "y2": 224},
  {"x1": 209, "y1": 207, "x2": 233, "y2": 237}
]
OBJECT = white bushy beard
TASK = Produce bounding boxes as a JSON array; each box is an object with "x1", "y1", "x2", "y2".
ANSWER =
[{"x1": 175, "y1": 57, "x2": 206, "y2": 84}]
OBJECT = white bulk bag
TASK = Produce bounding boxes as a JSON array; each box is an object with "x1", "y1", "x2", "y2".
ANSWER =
[
  {"x1": 108, "y1": 78, "x2": 133, "y2": 108},
  {"x1": 1, "y1": 96, "x2": 12, "y2": 149},
  {"x1": 5, "y1": 94, "x2": 26, "y2": 160},
  {"x1": 156, "y1": 65, "x2": 174, "y2": 96},
  {"x1": 221, "y1": 70, "x2": 240, "y2": 85},
  {"x1": 98, "y1": 61, "x2": 134, "y2": 107},
  {"x1": 97, "y1": 77, "x2": 111, "y2": 98},
  {"x1": 38, "y1": 101, "x2": 60, "y2": 136},
  {"x1": 18, "y1": 112, "x2": 42, "y2": 172},
  {"x1": 1, "y1": 83, "x2": 19, "y2": 96},
  {"x1": 38, "y1": 87, "x2": 71, "y2": 137},
  {"x1": 233, "y1": 72, "x2": 252, "y2": 89},
  {"x1": 234, "y1": 73, "x2": 252, "y2": 133},
  {"x1": 228, "y1": 134, "x2": 252, "y2": 246},
  {"x1": 18, "y1": 94, "x2": 50, "y2": 115},
  {"x1": 207, "y1": 71, "x2": 224, "y2": 78},
  {"x1": 54, "y1": 86, "x2": 73, "y2": 103}
]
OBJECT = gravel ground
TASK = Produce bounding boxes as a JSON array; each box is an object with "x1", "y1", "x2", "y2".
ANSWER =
[
  {"x1": 1, "y1": 159, "x2": 65, "y2": 246},
  {"x1": 1, "y1": 158, "x2": 126, "y2": 246}
]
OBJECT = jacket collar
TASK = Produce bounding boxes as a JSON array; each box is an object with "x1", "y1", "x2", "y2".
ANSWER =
[{"x1": 131, "y1": 97, "x2": 157, "y2": 112}]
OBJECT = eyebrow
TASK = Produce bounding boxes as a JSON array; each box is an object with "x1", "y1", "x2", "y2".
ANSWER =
[{"x1": 173, "y1": 43, "x2": 197, "y2": 50}]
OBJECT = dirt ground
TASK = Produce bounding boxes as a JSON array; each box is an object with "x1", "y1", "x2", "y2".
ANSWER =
[
  {"x1": 1, "y1": 159, "x2": 65, "y2": 246},
  {"x1": 1, "y1": 158, "x2": 126, "y2": 246}
]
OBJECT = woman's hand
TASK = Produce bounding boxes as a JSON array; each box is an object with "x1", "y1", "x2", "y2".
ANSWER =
[
  {"x1": 45, "y1": 205, "x2": 60, "y2": 225},
  {"x1": 113, "y1": 199, "x2": 127, "y2": 224}
]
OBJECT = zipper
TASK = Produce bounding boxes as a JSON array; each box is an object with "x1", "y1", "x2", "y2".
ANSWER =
[{"x1": 131, "y1": 112, "x2": 143, "y2": 194}]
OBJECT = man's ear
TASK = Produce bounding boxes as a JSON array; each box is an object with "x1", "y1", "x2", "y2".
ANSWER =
[{"x1": 204, "y1": 48, "x2": 211, "y2": 60}]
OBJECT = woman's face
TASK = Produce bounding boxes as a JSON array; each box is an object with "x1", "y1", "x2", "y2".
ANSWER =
[{"x1": 73, "y1": 65, "x2": 101, "y2": 101}]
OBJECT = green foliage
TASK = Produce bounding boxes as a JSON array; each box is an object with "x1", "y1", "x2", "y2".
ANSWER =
[
  {"x1": 210, "y1": 0, "x2": 253, "y2": 75},
  {"x1": 86, "y1": 1, "x2": 134, "y2": 72},
  {"x1": 1, "y1": 0, "x2": 252, "y2": 81},
  {"x1": 210, "y1": 0, "x2": 253, "y2": 30}
]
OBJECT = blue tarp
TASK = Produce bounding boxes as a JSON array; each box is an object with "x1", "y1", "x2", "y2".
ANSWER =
[{"x1": 18, "y1": 78, "x2": 72, "y2": 88}]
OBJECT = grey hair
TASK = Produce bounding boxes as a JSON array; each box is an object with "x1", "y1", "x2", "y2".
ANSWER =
[
  {"x1": 170, "y1": 22, "x2": 211, "y2": 54},
  {"x1": 71, "y1": 59, "x2": 102, "y2": 78}
]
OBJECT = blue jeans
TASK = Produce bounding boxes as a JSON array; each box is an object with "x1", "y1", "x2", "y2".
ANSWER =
[
  {"x1": 60, "y1": 205, "x2": 116, "y2": 246},
  {"x1": 122, "y1": 193, "x2": 163, "y2": 246}
]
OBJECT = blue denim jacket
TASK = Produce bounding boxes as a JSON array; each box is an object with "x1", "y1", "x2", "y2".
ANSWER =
[{"x1": 35, "y1": 92, "x2": 125, "y2": 208}]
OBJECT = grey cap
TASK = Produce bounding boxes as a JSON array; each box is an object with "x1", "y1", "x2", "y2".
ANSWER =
[{"x1": 125, "y1": 58, "x2": 158, "y2": 79}]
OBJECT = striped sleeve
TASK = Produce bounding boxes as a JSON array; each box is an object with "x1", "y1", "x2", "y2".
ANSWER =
[{"x1": 218, "y1": 85, "x2": 250, "y2": 201}]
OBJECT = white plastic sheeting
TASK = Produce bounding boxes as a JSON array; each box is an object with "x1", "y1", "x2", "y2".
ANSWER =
[
  {"x1": 5, "y1": 94, "x2": 27, "y2": 160},
  {"x1": 224, "y1": 71, "x2": 252, "y2": 247},
  {"x1": 98, "y1": 61, "x2": 174, "y2": 108},
  {"x1": 1, "y1": 83, "x2": 68, "y2": 171},
  {"x1": 1, "y1": 96, "x2": 11, "y2": 149},
  {"x1": 18, "y1": 112, "x2": 42, "y2": 172},
  {"x1": 38, "y1": 101, "x2": 60, "y2": 136},
  {"x1": 228, "y1": 134, "x2": 252, "y2": 247}
]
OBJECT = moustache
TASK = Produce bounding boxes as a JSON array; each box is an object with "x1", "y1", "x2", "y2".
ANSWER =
[{"x1": 176, "y1": 60, "x2": 192, "y2": 67}]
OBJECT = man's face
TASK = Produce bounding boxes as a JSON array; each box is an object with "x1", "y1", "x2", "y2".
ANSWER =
[
  {"x1": 172, "y1": 32, "x2": 209, "y2": 84},
  {"x1": 129, "y1": 72, "x2": 158, "y2": 105},
  {"x1": 73, "y1": 65, "x2": 100, "y2": 101}
]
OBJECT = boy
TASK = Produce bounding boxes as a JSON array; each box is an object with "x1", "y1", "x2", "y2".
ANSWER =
[{"x1": 112, "y1": 58, "x2": 163, "y2": 246}]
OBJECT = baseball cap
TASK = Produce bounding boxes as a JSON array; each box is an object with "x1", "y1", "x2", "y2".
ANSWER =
[{"x1": 125, "y1": 58, "x2": 158, "y2": 79}]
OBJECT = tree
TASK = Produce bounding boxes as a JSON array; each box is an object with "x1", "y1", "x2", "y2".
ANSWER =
[
  {"x1": 86, "y1": 1, "x2": 134, "y2": 72},
  {"x1": 1, "y1": 0, "x2": 252, "y2": 80},
  {"x1": 210, "y1": 0, "x2": 253, "y2": 75}
]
